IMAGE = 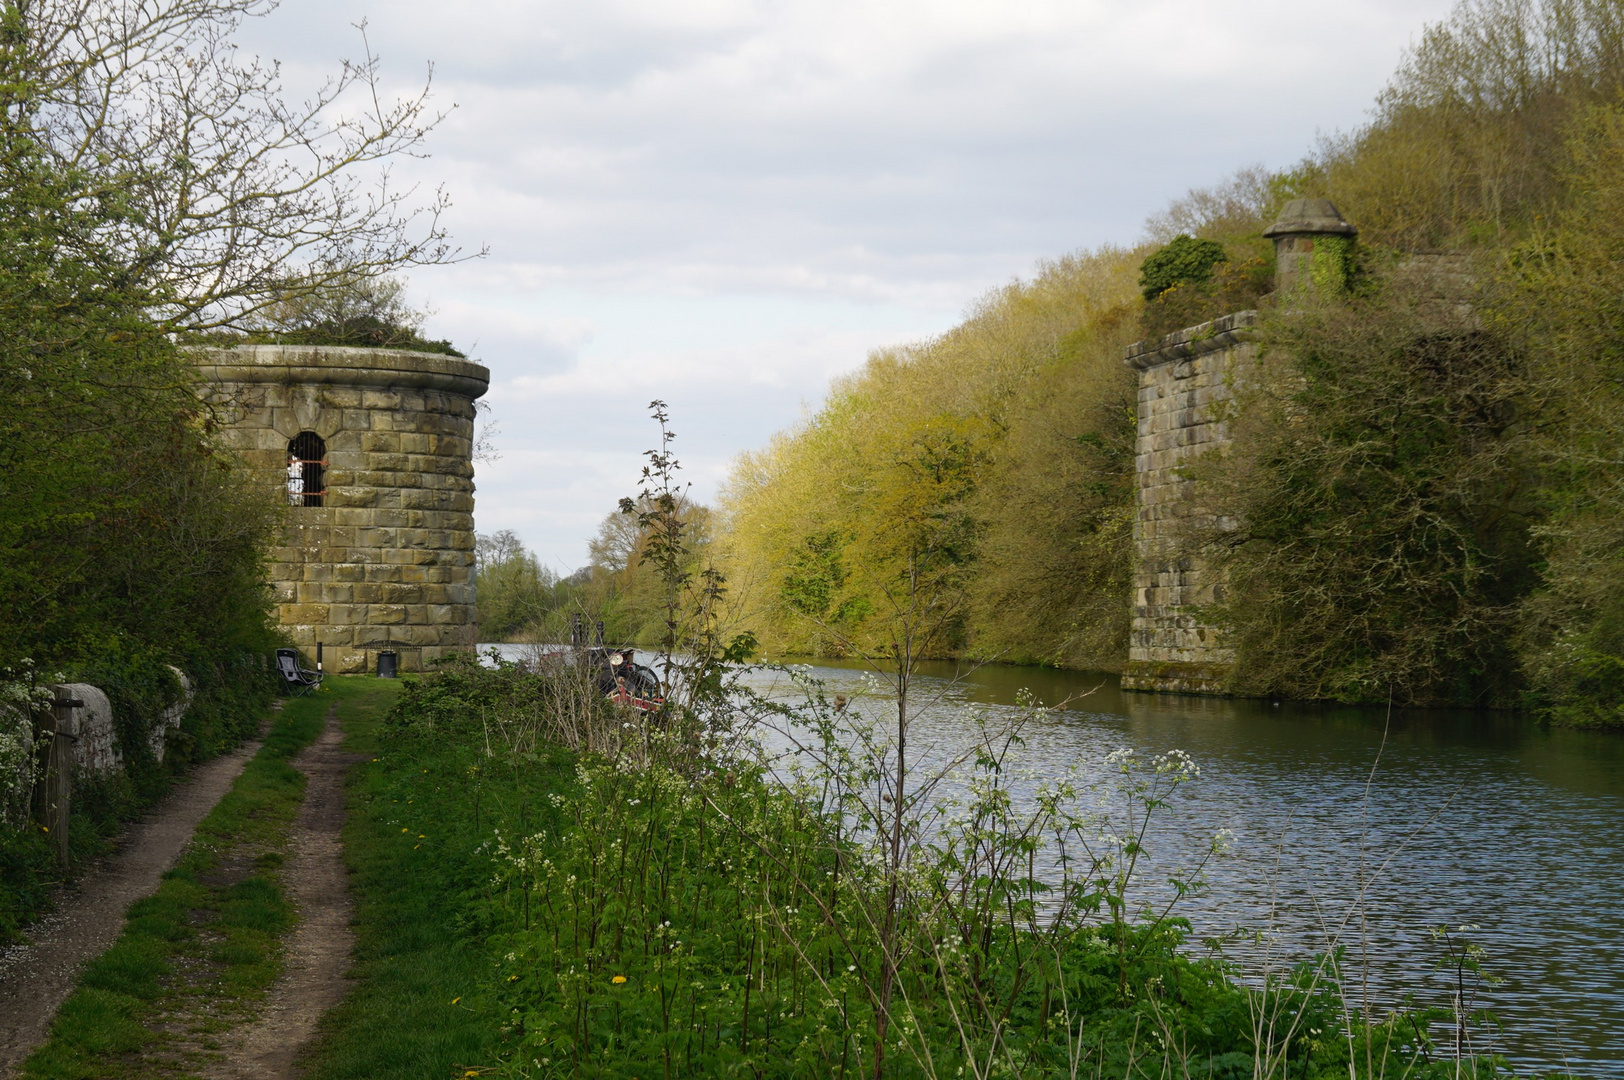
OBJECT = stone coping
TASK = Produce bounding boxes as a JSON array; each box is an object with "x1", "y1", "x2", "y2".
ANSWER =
[
  {"x1": 1124, "y1": 310, "x2": 1258, "y2": 371},
  {"x1": 193, "y1": 344, "x2": 489, "y2": 399}
]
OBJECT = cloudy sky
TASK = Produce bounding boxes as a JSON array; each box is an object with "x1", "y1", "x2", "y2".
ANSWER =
[{"x1": 241, "y1": 0, "x2": 1456, "y2": 573}]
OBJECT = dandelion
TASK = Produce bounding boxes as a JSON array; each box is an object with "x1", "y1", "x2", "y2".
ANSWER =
[
  {"x1": 611, "y1": 975, "x2": 627, "y2": 984},
  {"x1": 451, "y1": 997, "x2": 461, "y2": 1004}
]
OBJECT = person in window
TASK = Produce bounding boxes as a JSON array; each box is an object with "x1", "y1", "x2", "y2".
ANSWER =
[{"x1": 287, "y1": 452, "x2": 304, "y2": 505}]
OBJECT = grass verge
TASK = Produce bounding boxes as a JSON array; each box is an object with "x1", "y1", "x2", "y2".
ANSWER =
[
  {"x1": 300, "y1": 674, "x2": 573, "y2": 1080},
  {"x1": 20, "y1": 689, "x2": 329, "y2": 1079}
]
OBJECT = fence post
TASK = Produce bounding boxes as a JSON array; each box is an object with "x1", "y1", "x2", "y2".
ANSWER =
[{"x1": 31, "y1": 688, "x2": 80, "y2": 868}]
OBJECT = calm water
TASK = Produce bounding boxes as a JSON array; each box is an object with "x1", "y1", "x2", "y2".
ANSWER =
[{"x1": 488, "y1": 647, "x2": 1624, "y2": 1075}]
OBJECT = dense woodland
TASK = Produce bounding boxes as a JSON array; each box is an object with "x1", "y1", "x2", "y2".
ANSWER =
[{"x1": 478, "y1": 0, "x2": 1624, "y2": 724}]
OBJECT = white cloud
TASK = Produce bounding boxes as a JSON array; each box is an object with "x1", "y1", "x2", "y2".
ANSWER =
[{"x1": 238, "y1": 0, "x2": 1458, "y2": 569}]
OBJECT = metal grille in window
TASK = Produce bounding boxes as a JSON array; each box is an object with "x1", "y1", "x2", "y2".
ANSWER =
[{"x1": 287, "y1": 432, "x2": 327, "y2": 508}]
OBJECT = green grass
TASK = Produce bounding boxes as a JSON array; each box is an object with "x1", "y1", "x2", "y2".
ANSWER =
[
  {"x1": 20, "y1": 690, "x2": 329, "y2": 1079},
  {"x1": 301, "y1": 675, "x2": 574, "y2": 1080}
]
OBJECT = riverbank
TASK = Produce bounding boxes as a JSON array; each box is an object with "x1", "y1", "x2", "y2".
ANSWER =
[{"x1": 319, "y1": 657, "x2": 1562, "y2": 1079}]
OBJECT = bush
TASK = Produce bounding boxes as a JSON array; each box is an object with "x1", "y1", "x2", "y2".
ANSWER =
[
  {"x1": 1139, "y1": 234, "x2": 1230, "y2": 301},
  {"x1": 1202, "y1": 267, "x2": 1541, "y2": 705}
]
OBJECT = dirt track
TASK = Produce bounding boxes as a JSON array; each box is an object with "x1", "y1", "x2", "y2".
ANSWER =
[
  {"x1": 0, "y1": 733, "x2": 266, "y2": 1078},
  {"x1": 212, "y1": 704, "x2": 359, "y2": 1079}
]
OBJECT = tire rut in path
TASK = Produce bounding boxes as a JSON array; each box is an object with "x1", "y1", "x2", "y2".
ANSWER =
[
  {"x1": 0, "y1": 729, "x2": 268, "y2": 1078},
  {"x1": 212, "y1": 704, "x2": 360, "y2": 1079}
]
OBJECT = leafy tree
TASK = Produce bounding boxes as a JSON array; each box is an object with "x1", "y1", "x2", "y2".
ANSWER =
[
  {"x1": 1138, "y1": 234, "x2": 1229, "y2": 301},
  {"x1": 720, "y1": 248, "x2": 1144, "y2": 669},
  {"x1": 1500, "y1": 102, "x2": 1624, "y2": 724},
  {"x1": 474, "y1": 530, "x2": 560, "y2": 642}
]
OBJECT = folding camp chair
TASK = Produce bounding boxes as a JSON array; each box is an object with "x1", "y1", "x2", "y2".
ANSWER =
[{"x1": 275, "y1": 648, "x2": 323, "y2": 696}]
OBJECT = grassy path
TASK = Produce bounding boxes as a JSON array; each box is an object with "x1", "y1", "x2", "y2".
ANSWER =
[
  {"x1": 15, "y1": 673, "x2": 574, "y2": 1080},
  {"x1": 299, "y1": 676, "x2": 572, "y2": 1080},
  {"x1": 16, "y1": 693, "x2": 330, "y2": 1078},
  {"x1": 0, "y1": 734, "x2": 267, "y2": 1077}
]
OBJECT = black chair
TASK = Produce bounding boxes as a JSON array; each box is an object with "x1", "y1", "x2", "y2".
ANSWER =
[{"x1": 275, "y1": 648, "x2": 323, "y2": 696}]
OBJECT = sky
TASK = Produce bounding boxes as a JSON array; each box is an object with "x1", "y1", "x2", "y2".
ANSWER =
[{"x1": 238, "y1": 0, "x2": 1458, "y2": 574}]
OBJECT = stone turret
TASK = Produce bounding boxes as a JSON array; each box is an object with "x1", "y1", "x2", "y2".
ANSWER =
[
  {"x1": 1120, "y1": 201, "x2": 1361, "y2": 695},
  {"x1": 1262, "y1": 198, "x2": 1357, "y2": 298},
  {"x1": 196, "y1": 345, "x2": 489, "y2": 674}
]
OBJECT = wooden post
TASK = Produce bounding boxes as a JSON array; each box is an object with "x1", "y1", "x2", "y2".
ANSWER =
[{"x1": 31, "y1": 689, "x2": 80, "y2": 868}]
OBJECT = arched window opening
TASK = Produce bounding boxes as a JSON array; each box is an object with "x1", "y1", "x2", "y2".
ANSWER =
[{"x1": 287, "y1": 432, "x2": 327, "y2": 507}]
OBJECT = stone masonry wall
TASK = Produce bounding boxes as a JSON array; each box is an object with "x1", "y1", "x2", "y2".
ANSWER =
[
  {"x1": 196, "y1": 346, "x2": 489, "y2": 674},
  {"x1": 1119, "y1": 312, "x2": 1256, "y2": 694}
]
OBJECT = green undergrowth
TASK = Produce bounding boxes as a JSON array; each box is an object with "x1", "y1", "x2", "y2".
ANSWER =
[
  {"x1": 308, "y1": 663, "x2": 1541, "y2": 1080},
  {"x1": 20, "y1": 689, "x2": 328, "y2": 1079},
  {"x1": 300, "y1": 674, "x2": 575, "y2": 1079},
  {"x1": 1, "y1": 655, "x2": 277, "y2": 946}
]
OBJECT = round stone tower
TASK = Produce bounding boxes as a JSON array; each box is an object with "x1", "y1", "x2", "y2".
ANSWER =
[
  {"x1": 195, "y1": 345, "x2": 490, "y2": 673},
  {"x1": 1261, "y1": 198, "x2": 1357, "y2": 297}
]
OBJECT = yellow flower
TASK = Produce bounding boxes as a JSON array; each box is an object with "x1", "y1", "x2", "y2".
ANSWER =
[
  {"x1": 401, "y1": 827, "x2": 408, "y2": 833},
  {"x1": 451, "y1": 997, "x2": 461, "y2": 1005},
  {"x1": 611, "y1": 975, "x2": 627, "y2": 985}
]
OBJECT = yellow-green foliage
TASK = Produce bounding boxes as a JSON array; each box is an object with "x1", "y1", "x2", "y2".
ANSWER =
[
  {"x1": 1205, "y1": 0, "x2": 1624, "y2": 710},
  {"x1": 720, "y1": 249, "x2": 1144, "y2": 667},
  {"x1": 584, "y1": 496, "x2": 720, "y2": 647},
  {"x1": 1499, "y1": 102, "x2": 1624, "y2": 723},
  {"x1": 1307, "y1": 0, "x2": 1624, "y2": 250}
]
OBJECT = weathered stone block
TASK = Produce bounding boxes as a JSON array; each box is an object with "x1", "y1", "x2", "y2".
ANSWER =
[{"x1": 368, "y1": 604, "x2": 407, "y2": 626}]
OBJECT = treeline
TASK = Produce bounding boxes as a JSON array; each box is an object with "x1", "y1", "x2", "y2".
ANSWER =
[
  {"x1": 721, "y1": 252, "x2": 1143, "y2": 669},
  {"x1": 474, "y1": 492, "x2": 721, "y2": 647},
  {"x1": 705, "y1": 0, "x2": 1624, "y2": 723}
]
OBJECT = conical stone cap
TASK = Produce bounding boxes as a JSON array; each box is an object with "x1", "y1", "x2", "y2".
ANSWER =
[{"x1": 1263, "y1": 198, "x2": 1357, "y2": 238}]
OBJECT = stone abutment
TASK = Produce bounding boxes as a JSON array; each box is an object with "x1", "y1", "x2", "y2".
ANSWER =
[{"x1": 196, "y1": 345, "x2": 489, "y2": 674}]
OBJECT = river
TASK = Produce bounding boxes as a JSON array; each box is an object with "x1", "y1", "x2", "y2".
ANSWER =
[{"x1": 484, "y1": 646, "x2": 1624, "y2": 1076}]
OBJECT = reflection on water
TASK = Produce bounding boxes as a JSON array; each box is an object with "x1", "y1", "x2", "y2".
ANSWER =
[{"x1": 482, "y1": 646, "x2": 1624, "y2": 1075}]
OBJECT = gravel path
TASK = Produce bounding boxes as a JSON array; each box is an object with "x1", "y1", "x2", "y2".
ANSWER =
[
  {"x1": 212, "y1": 704, "x2": 360, "y2": 1079},
  {"x1": 0, "y1": 730, "x2": 267, "y2": 1078}
]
